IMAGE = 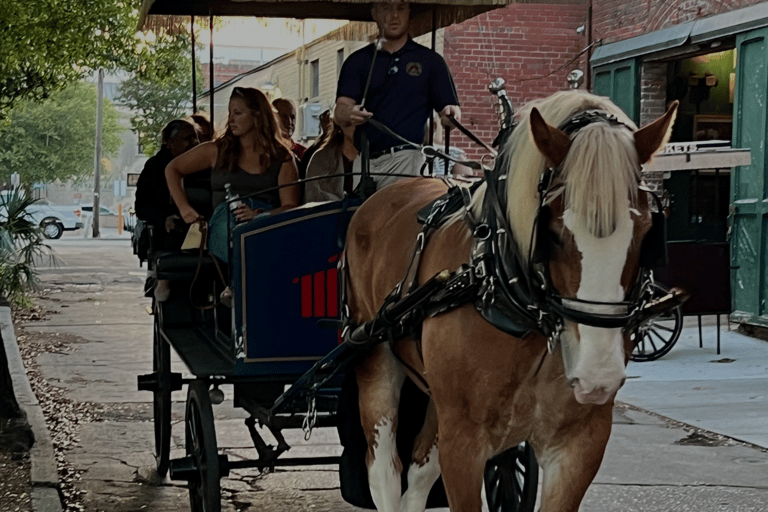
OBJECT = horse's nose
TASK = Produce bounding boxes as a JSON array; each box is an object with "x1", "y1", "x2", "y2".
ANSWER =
[{"x1": 571, "y1": 379, "x2": 623, "y2": 405}]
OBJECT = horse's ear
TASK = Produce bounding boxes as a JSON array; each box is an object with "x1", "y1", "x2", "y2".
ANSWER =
[
  {"x1": 634, "y1": 100, "x2": 679, "y2": 164},
  {"x1": 530, "y1": 107, "x2": 571, "y2": 167}
]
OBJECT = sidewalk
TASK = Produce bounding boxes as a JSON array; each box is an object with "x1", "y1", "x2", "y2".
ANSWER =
[
  {"x1": 619, "y1": 318, "x2": 768, "y2": 449},
  {"x1": 1, "y1": 306, "x2": 61, "y2": 512},
  {"x1": 61, "y1": 225, "x2": 132, "y2": 241}
]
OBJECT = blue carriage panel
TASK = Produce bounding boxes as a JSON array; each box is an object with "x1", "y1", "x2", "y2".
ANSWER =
[{"x1": 231, "y1": 200, "x2": 359, "y2": 377}]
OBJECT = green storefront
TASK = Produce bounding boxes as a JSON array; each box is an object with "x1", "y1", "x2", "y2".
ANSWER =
[{"x1": 591, "y1": 4, "x2": 768, "y2": 328}]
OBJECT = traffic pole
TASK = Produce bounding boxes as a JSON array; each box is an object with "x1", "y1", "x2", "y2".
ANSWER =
[{"x1": 92, "y1": 69, "x2": 103, "y2": 238}]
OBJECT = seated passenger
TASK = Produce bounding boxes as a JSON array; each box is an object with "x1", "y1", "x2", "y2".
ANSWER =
[
  {"x1": 273, "y1": 98, "x2": 307, "y2": 161},
  {"x1": 135, "y1": 119, "x2": 200, "y2": 301},
  {"x1": 166, "y1": 87, "x2": 300, "y2": 265},
  {"x1": 188, "y1": 112, "x2": 214, "y2": 142},
  {"x1": 304, "y1": 119, "x2": 357, "y2": 202}
]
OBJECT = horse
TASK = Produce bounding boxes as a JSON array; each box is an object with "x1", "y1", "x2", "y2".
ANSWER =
[{"x1": 343, "y1": 90, "x2": 679, "y2": 512}]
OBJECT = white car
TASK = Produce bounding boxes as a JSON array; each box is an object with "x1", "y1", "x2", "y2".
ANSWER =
[
  {"x1": 26, "y1": 203, "x2": 83, "y2": 239},
  {"x1": 0, "y1": 199, "x2": 83, "y2": 239}
]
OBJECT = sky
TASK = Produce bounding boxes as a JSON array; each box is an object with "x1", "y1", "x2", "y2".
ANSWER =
[{"x1": 196, "y1": 17, "x2": 349, "y2": 63}]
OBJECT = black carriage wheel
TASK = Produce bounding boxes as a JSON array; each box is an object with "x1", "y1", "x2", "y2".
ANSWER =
[
  {"x1": 630, "y1": 283, "x2": 683, "y2": 362},
  {"x1": 484, "y1": 442, "x2": 539, "y2": 512},
  {"x1": 186, "y1": 379, "x2": 221, "y2": 512},
  {"x1": 153, "y1": 307, "x2": 172, "y2": 477}
]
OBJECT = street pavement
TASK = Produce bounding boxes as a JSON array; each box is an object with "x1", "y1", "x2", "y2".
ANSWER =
[{"x1": 7, "y1": 236, "x2": 768, "y2": 511}]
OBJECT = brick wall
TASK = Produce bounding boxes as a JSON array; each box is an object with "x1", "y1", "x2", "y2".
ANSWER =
[
  {"x1": 443, "y1": 3, "x2": 589, "y2": 160},
  {"x1": 592, "y1": 0, "x2": 764, "y2": 44},
  {"x1": 640, "y1": 61, "x2": 667, "y2": 126}
]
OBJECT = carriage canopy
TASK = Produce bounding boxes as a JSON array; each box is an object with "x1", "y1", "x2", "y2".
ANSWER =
[{"x1": 139, "y1": 0, "x2": 518, "y2": 37}]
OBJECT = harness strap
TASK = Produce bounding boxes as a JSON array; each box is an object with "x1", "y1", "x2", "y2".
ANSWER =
[{"x1": 445, "y1": 114, "x2": 498, "y2": 157}]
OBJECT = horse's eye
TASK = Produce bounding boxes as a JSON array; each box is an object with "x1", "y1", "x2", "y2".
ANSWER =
[{"x1": 548, "y1": 230, "x2": 562, "y2": 248}]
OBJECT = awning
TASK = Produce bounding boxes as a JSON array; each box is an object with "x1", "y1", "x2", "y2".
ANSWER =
[
  {"x1": 590, "y1": 22, "x2": 694, "y2": 67},
  {"x1": 139, "y1": 0, "x2": 516, "y2": 37},
  {"x1": 592, "y1": 3, "x2": 768, "y2": 68},
  {"x1": 690, "y1": 2, "x2": 768, "y2": 43}
]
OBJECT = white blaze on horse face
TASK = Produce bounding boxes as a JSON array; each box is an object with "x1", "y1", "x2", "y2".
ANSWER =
[
  {"x1": 369, "y1": 417, "x2": 401, "y2": 512},
  {"x1": 562, "y1": 207, "x2": 632, "y2": 405}
]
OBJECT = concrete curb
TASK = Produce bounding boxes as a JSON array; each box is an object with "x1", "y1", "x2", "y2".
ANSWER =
[{"x1": 1, "y1": 306, "x2": 63, "y2": 512}]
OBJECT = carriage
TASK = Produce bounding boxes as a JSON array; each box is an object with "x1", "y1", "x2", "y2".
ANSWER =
[
  {"x1": 135, "y1": 1, "x2": 689, "y2": 511},
  {"x1": 135, "y1": 1, "x2": 540, "y2": 511}
]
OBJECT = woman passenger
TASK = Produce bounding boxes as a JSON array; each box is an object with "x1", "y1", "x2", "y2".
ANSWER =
[
  {"x1": 304, "y1": 117, "x2": 357, "y2": 202},
  {"x1": 166, "y1": 87, "x2": 300, "y2": 264},
  {"x1": 135, "y1": 118, "x2": 200, "y2": 301}
]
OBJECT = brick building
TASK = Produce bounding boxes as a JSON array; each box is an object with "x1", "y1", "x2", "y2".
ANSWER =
[{"x1": 443, "y1": 0, "x2": 587, "y2": 159}]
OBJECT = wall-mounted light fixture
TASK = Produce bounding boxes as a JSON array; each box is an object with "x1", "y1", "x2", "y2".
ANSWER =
[{"x1": 567, "y1": 69, "x2": 584, "y2": 89}]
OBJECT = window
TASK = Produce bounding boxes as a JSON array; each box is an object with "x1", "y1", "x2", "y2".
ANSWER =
[
  {"x1": 337, "y1": 49, "x2": 344, "y2": 77},
  {"x1": 310, "y1": 59, "x2": 320, "y2": 99}
]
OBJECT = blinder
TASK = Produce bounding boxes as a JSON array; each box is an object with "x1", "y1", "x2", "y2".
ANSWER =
[{"x1": 638, "y1": 190, "x2": 668, "y2": 269}]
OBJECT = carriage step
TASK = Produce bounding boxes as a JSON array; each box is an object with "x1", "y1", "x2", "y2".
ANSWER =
[
  {"x1": 136, "y1": 372, "x2": 183, "y2": 393},
  {"x1": 169, "y1": 454, "x2": 231, "y2": 481}
]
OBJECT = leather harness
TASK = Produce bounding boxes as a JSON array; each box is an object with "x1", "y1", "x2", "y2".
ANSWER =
[{"x1": 342, "y1": 109, "x2": 671, "y2": 358}]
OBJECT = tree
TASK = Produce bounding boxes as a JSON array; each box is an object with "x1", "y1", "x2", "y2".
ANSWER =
[
  {"x1": 0, "y1": 82, "x2": 122, "y2": 186},
  {"x1": 117, "y1": 31, "x2": 202, "y2": 156},
  {"x1": 0, "y1": 0, "x2": 140, "y2": 120}
]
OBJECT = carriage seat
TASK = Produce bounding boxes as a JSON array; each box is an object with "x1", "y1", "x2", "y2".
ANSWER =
[
  {"x1": 148, "y1": 175, "x2": 216, "y2": 282},
  {"x1": 153, "y1": 250, "x2": 216, "y2": 281}
]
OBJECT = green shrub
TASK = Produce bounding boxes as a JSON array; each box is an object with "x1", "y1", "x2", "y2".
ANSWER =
[{"x1": 0, "y1": 188, "x2": 55, "y2": 305}]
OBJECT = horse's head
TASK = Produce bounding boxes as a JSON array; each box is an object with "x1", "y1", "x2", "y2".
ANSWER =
[{"x1": 522, "y1": 95, "x2": 678, "y2": 405}]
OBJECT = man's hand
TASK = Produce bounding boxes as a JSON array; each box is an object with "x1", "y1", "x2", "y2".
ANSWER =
[
  {"x1": 335, "y1": 97, "x2": 373, "y2": 127},
  {"x1": 440, "y1": 105, "x2": 462, "y2": 127}
]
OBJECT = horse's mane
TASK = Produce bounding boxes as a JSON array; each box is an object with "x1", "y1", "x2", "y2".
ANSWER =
[{"x1": 470, "y1": 90, "x2": 640, "y2": 261}]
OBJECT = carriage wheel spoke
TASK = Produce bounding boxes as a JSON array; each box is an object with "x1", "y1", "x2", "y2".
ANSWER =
[
  {"x1": 649, "y1": 328, "x2": 669, "y2": 345},
  {"x1": 652, "y1": 322, "x2": 675, "y2": 333}
]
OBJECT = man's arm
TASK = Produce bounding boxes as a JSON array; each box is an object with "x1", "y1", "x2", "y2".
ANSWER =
[{"x1": 430, "y1": 52, "x2": 462, "y2": 127}]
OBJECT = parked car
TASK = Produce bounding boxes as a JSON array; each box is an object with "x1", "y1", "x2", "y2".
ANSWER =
[
  {"x1": 77, "y1": 204, "x2": 118, "y2": 217},
  {"x1": 0, "y1": 194, "x2": 83, "y2": 239}
]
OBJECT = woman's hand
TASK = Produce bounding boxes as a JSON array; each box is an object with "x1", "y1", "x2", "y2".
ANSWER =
[
  {"x1": 180, "y1": 206, "x2": 202, "y2": 224},
  {"x1": 232, "y1": 204, "x2": 264, "y2": 223}
]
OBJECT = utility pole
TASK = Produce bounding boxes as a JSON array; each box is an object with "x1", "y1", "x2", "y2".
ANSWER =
[{"x1": 92, "y1": 69, "x2": 103, "y2": 238}]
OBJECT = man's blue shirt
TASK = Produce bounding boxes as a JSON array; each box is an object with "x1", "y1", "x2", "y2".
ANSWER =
[{"x1": 336, "y1": 39, "x2": 459, "y2": 153}]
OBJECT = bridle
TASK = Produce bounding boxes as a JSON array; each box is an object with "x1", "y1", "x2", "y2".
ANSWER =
[{"x1": 474, "y1": 109, "x2": 664, "y2": 352}]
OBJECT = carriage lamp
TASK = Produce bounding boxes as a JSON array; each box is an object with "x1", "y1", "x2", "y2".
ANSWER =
[
  {"x1": 567, "y1": 69, "x2": 584, "y2": 89},
  {"x1": 209, "y1": 385, "x2": 225, "y2": 405}
]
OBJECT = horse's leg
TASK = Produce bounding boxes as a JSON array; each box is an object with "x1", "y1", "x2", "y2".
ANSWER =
[
  {"x1": 357, "y1": 344, "x2": 406, "y2": 512},
  {"x1": 398, "y1": 398, "x2": 441, "y2": 512},
  {"x1": 537, "y1": 412, "x2": 612, "y2": 512},
  {"x1": 434, "y1": 422, "x2": 489, "y2": 512}
]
